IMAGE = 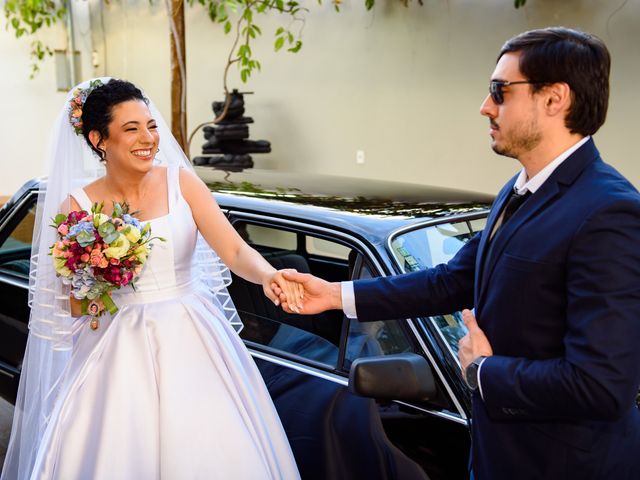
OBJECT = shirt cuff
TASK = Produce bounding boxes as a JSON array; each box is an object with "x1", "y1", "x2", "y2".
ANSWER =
[
  {"x1": 477, "y1": 357, "x2": 488, "y2": 400},
  {"x1": 341, "y1": 281, "x2": 357, "y2": 319}
]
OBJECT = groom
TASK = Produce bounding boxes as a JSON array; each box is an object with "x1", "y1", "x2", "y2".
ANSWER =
[{"x1": 278, "y1": 28, "x2": 640, "y2": 479}]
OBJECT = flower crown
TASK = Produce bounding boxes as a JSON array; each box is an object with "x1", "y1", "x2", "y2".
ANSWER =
[{"x1": 68, "y1": 79, "x2": 105, "y2": 136}]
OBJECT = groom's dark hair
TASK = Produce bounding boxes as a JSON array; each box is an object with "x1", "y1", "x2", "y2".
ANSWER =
[
  {"x1": 81, "y1": 79, "x2": 148, "y2": 160},
  {"x1": 499, "y1": 27, "x2": 610, "y2": 136}
]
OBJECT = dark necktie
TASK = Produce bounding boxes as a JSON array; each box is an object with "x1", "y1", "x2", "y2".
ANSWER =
[{"x1": 489, "y1": 189, "x2": 532, "y2": 240}]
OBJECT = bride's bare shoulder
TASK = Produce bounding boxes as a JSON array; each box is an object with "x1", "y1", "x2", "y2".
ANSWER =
[{"x1": 154, "y1": 165, "x2": 169, "y2": 179}]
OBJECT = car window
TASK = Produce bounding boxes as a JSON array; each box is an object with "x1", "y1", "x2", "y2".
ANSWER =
[
  {"x1": 0, "y1": 201, "x2": 36, "y2": 278},
  {"x1": 228, "y1": 220, "x2": 345, "y2": 368},
  {"x1": 389, "y1": 217, "x2": 487, "y2": 358},
  {"x1": 305, "y1": 236, "x2": 350, "y2": 260},
  {"x1": 343, "y1": 255, "x2": 414, "y2": 369}
]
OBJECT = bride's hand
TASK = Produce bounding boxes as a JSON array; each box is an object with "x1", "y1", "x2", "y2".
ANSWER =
[{"x1": 263, "y1": 269, "x2": 304, "y2": 313}]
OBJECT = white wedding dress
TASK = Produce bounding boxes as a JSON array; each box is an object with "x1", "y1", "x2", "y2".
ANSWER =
[{"x1": 27, "y1": 165, "x2": 300, "y2": 479}]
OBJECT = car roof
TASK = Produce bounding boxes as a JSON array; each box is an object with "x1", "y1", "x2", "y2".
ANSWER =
[
  {"x1": 11, "y1": 171, "x2": 493, "y2": 245},
  {"x1": 199, "y1": 168, "x2": 493, "y2": 240}
]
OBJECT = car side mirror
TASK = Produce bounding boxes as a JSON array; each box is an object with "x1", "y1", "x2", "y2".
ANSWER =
[{"x1": 348, "y1": 353, "x2": 437, "y2": 402}]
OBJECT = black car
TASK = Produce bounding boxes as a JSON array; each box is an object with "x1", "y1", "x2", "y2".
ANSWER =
[{"x1": 0, "y1": 169, "x2": 494, "y2": 480}]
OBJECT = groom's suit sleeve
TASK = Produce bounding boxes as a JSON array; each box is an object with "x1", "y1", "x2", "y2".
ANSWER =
[{"x1": 352, "y1": 232, "x2": 479, "y2": 322}]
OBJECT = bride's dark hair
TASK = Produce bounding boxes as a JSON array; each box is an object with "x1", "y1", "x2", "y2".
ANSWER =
[{"x1": 81, "y1": 79, "x2": 147, "y2": 159}]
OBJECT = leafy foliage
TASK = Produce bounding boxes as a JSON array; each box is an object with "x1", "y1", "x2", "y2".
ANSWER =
[
  {"x1": 5, "y1": 0, "x2": 531, "y2": 82},
  {"x1": 3, "y1": 0, "x2": 67, "y2": 77},
  {"x1": 186, "y1": 0, "x2": 311, "y2": 86}
]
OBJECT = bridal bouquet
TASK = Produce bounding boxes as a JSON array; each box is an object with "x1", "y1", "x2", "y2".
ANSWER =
[{"x1": 50, "y1": 202, "x2": 163, "y2": 329}]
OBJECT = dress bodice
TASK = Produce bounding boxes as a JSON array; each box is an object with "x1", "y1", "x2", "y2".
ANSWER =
[{"x1": 70, "y1": 165, "x2": 198, "y2": 298}]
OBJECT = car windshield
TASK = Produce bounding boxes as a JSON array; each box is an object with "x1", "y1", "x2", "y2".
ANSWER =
[{"x1": 389, "y1": 216, "x2": 487, "y2": 359}]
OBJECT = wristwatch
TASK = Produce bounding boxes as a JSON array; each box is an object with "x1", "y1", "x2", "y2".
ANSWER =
[{"x1": 465, "y1": 356, "x2": 486, "y2": 390}]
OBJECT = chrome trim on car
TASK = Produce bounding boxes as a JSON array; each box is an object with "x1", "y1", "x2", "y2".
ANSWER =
[
  {"x1": 0, "y1": 192, "x2": 37, "y2": 292},
  {"x1": 394, "y1": 400, "x2": 468, "y2": 426},
  {"x1": 385, "y1": 212, "x2": 490, "y2": 421},
  {"x1": 406, "y1": 319, "x2": 468, "y2": 421},
  {"x1": 0, "y1": 272, "x2": 28, "y2": 290},
  {"x1": 230, "y1": 210, "x2": 470, "y2": 424},
  {"x1": 248, "y1": 349, "x2": 348, "y2": 386},
  {"x1": 0, "y1": 369, "x2": 15, "y2": 379},
  {"x1": 0, "y1": 191, "x2": 37, "y2": 233},
  {"x1": 386, "y1": 210, "x2": 489, "y2": 246},
  {"x1": 387, "y1": 211, "x2": 489, "y2": 373},
  {"x1": 228, "y1": 211, "x2": 387, "y2": 274}
]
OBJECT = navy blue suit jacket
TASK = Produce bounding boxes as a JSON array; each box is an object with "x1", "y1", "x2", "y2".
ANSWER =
[{"x1": 354, "y1": 139, "x2": 640, "y2": 479}]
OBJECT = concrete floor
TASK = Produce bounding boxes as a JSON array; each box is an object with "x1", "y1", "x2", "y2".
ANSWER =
[{"x1": 0, "y1": 397, "x2": 13, "y2": 472}]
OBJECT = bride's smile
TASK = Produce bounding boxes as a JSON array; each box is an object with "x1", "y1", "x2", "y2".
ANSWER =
[{"x1": 92, "y1": 99, "x2": 159, "y2": 174}]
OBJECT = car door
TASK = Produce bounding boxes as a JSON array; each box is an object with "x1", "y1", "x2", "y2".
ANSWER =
[
  {"x1": 0, "y1": 191, "x2": 37, "y2": 403},
  {"x1": 225, "y1": 212, "x2": 470, "y2": 480}
]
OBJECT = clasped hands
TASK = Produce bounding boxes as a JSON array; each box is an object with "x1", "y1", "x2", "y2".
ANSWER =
[
  {"x1": 265, "y1": 271, "x2": 493, "y2": 374},
  {"x1": 265, "y1": 270, "x2": 342, "y2": 315}
]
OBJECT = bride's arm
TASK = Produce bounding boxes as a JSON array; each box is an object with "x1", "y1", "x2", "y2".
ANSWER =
[{"x1": 179, "y1": 169, "x2": 303, "y2": 311}]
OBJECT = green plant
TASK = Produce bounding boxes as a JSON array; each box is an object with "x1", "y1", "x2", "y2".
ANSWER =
[
  {"x1": 3, "y1": 0, "x2": 66, "y2": 77},
  {"x1": 186, "y1": 0, "x2": 312, "y2": 89}
]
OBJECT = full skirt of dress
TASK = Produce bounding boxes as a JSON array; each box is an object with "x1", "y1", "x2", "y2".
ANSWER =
[{"x1": 30, "y1": 284, "x2": 300, "y2": 480}]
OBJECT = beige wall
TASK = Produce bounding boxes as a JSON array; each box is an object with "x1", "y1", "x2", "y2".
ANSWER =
[
  {"x1": 1, "y1": 0, "x2": 639, "y2": 196},
  {"x1": 0, "y1": 22, "x2": 68, "y2": 194}
]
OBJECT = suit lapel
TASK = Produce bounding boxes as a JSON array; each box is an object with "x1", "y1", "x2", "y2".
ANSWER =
[
  {"x1": 475, "y1": 138, "x2": 601, "y2": 306},
  {"x1": 474, "y1": 179, "x2": 515, "y2": 301},
  {"x1": 478, "y1": 179, "x2": 560, "y2": 301}
]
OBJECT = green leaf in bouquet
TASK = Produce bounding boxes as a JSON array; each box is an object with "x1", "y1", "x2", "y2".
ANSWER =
[
  {"x1": 141, "y1": 223, "x2": 151, "y2": 235},
  {"x1": 76, "y1": 230, "x2": 96, "y2": 247},
  {"x1": 113, "y1": 202, "x2": 124, "y2": 218},
  {"x1": 53, "y1": 213, "x2": 67, "y2": 226},
  {"x1": 102, "y1": 232, "x2": 120, "y2": 244},
  {"x1": 92, "y1": 201, "x2": 104, "y2": 214},
  {"x1": 98, "y1": 222, "x2": 116, "y2": 237}
]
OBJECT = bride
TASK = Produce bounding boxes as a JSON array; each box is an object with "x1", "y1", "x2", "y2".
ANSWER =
[{"x1": 1, "y1": 78, "x2": 303, "y2": 479}]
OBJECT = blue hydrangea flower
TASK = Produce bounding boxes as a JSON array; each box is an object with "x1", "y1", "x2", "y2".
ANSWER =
[
  {"x1": 71, "y1": 266, "x2": 96, "y2": 300},
  {"x1": 122, "y1": 214, "x2": 142, "y2": 230},
  {"x1": 67, "y1": 222, "x2": 96, "y2": 239}
]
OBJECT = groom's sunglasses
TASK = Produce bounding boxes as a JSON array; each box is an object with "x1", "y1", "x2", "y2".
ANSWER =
[{"x1": 489, "y1": 80, "x2": 541, "y2": 105}]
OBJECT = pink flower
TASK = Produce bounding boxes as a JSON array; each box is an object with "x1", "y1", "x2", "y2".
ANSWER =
[
  {"x1": 80, "y1": 253, "x2": 90, "y2": 262},
  {"x1": 57, "y1": 224, "x2": 69, "y2": 235}
]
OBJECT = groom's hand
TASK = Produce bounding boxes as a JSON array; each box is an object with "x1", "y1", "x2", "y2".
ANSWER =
[
  {"x1": 458, "y1": 309, "x2": 493, "y2": 371},
  {"x1": 270, "y1": 271, "x2": 342, "y2": 315}
]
